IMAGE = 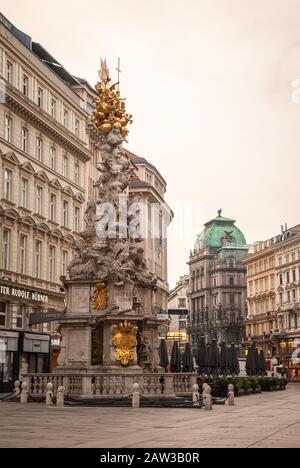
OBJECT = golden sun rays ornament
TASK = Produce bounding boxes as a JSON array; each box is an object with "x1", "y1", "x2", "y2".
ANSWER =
[
  {"x1": 90, "y1": 58, "x2": 133, "y2": 137},
  {"x1": 112, "y1": 320, "x2": 138, "y2": 366}
]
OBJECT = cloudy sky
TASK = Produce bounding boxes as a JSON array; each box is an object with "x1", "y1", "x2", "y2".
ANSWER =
[{"x1": 2, "y1": 0, "x2": 300, "y2": 287}]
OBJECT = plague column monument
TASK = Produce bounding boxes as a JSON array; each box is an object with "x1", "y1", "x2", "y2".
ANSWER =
[{"x1": 56, "y1": 60, "x2": 163, "y2": 374}]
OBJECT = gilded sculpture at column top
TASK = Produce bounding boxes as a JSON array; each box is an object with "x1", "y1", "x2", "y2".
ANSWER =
[
  {"x1": 90, "y1": 58, "x2": 133, "y2": 137},
  {"x1": 112, "y1": 320, "x2": 138, "y2": 366},
  {"x1": 91, "y1": 282, "x2": 108, "y2": 310}
]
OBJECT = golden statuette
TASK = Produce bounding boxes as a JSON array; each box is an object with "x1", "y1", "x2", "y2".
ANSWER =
[
  {"x1": 112, "y1": 320, "x2": 138, "y2": 366},
  {"x1": 91, "y1": 282, "x2": 108, "y2": 310},
  {"x1": 90, "y1": 58, "x2": 133, "y2": 137}
]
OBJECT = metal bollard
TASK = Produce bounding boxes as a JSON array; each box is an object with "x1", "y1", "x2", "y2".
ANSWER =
[
  {"x1": 227, "y1": 383, "x2": 235, "y2": 406},
  {"x1": 132, "y1": 382, "x2": 140, "y2": 409},
  {"x1": 192, "y1": 384, "x2": 200, "y2": 407},
  {"x1": 20, "y1": 381, "x2": 28, "y2": 404},
  {"x1": 46, "y1": 382, "x2": 54, "y2": 406}
]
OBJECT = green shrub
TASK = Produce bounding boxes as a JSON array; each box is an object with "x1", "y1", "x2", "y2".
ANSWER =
[{"x1": 250, "y1": 378, "x2": 259, "y2": 389}]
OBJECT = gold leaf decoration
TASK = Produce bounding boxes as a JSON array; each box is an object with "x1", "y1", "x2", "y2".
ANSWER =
[
  {"x1": 112, "y1": 320, "x2": 138, "y2": 366},
  {"x1": 91, "y1": 282, "x2": 108, "y2": 310},
  {"x1": 91, "y1": 59, "x2": 133, "y2": 137}
]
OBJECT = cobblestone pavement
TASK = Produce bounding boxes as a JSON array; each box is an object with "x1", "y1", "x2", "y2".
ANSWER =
[{"x1": 0, "y1": 384, "x2": 299, "y2": 448}]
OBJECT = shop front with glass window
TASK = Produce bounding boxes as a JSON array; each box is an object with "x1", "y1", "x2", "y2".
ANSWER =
[{"x1": 0, "y1": 330, "x2": 19, "y2": 393}]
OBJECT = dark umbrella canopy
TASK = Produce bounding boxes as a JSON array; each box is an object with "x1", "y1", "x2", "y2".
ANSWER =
[
  {"x1": 254, "y1": 347, "x2": 260, "y2": 376},
  {"x1": 259, "y1": 350, "x2": 267, "y2": 376},
  {"x1": 232, "y1": 344, "x2": 240, "y2": 375},
  {"x1": 219, "y1": 341, "x2": 228, "y2": 375},
  {"x1": 170, "y1": 341, "x2": 181, "y2": 373},
  {"x1": 197, "y1": 336, "x2": 208, "y2": 375},
  {"x1": 159, "y1": 339, "x2": 169, "y2": 371},
  {"x1": 245, "y1": 346, "x2": 253, "y2": 376},
  {"x1": 208, "y1": 339, "x2": 219, "y2": 376},
  {"x1": 246, "y1": 343, "x2": 258, "y2": 376},
  {"x1": 182, "y1": 342, "x2": 194, "y2": 373}
]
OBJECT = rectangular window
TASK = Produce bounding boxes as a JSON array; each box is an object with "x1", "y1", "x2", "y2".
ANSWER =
[
  {"x1": 62, "y1": 250, "x2": 68, "y2": 276},
  {"x1": 49, "y1": 246, "x2": 55, "y2": 282},
  {"x1": 63, "y1": 201, "x2": 69, "y2": 228},
  {"x1": 178, "y1": 298, "x2": 186, "y2": 308},
  {"x1": 51, "y1": 99, "x2": 56, "y2": 119},
  {"x1": 229, "y1": 277, "x2": 234, "y2": 286},
  {"x1": 36, "y1": 186, "x2": 43, "y2": 215},
  {"x1": 5, "y1": 116, "x2": 12, "y2": 143},
  {"x1": 50, "y1": 194, "x2": 56, "y2": 222},
  {"x1": 287, "y1": 271, "x2": 290, "y2": 284},
  {"x1": 49, "y1": 147, "x2": 56, "y2": 171},
  {"x1": 229, "y1": 293, "x2": 235, "y2": 305},
  {"x1": 37, "y1": 87, "x2": 43, "y2": 108},
  {"x1": 2, "y1": 229, "x2": 11, "y2": 270},
  {"x1": 4, "y1": 169, "x2": 12, "y2": 201},
  {"x1": 63, "y1": 156, "x2": 68, "y2": 178},
  {"x1": 23, "y1": 74, "x2": 29, "y2": 96},
  {"x1": 292, "y1": 270, "x2": 296, "y2": 282},
  {"x1": 21, "y1": 127, "x2": 28, "y2": 153},
  {"x1": 0, "y1": 301, "x2": 7, "y2": 327},
  {"x1": 74, "y1": 206, "x2": 80, "y2": 232},
  {"x1": 279, "y1": 274, "x2": 283, "y2": 285},
  {"x1": 20, "y1": 178, "x2": 28, "y2": 208},
  {"x1": 6, "y1": 60, "x2": 12, "y2": 83},
  {"x1": 35, "y1": 241, "x2": 42, "y2": 278},
  {"x1": 74, "y1": 163, "x2": 80, "y2": 185},
  {"x1": 16, "y1": 305, "x2": 25, "y2": 329},
  {"x1": 36, "y1": 138, "x2": 43, "y2": 162},
  {"x1": 19, "y1": 235, "x2": 27, "y2": 275},
  {"x1": 75, "y1": 119, "x2": 80, "y2": 137},
  {"x1": 292, "y1": 290, "x2": 296, "y2": 301},
  {"x1": 63, "y1": 110, "x2": 69, "y2": 128}
]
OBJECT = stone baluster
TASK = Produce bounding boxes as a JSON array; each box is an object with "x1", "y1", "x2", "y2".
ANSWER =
[
  {"x1": 102, "y1": 376, "x2": 109, "y2": 395},
  {"x1": 20, "y1": 382, "x2": 28, "y2": 404},
  {"x1": 38, "y1": 376, "x2": 43, "y2": 394},
  {"x1": 33, "y1": 376, "x2": 38, "y2": 394},
  {"x1": 46, "y1": 382, "x2": 54, "y2": 406},
  {"x1": 115, "y1": 376, "x2": 121, "y2": 395},
  {"x1": 132, "y1": 383, "x2": 140, "y2": 409},
  {"x1": 149, "y1": 375, "x2": 156, "y2": 394},
  {"x1": 95, "y1": 377, "x2": 101, "y2": 395}
]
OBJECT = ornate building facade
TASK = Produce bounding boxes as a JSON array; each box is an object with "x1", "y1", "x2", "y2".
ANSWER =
[
  {"x1": 167, "y1": 275, "x2": 189, "y2": 354},
  {"x1": 245, "y1": 224, "x2": 300, "y2": 380},
  {"x1": 187, "y1": 211, "x2": 248, "y2": 347}
]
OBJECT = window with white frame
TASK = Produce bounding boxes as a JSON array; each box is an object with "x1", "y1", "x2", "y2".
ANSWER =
[
  {"x1": 6, "y1": 60, "x2": 12, "y2": 83},
  {"x1": 36, "y1": 186, "x2": 43, "y2": 215},
  {"x1": 21, "y1": 127, "x2": 28, "y2": 153},
  {"x1": 50, "y1": 193, "x2": 56, "y2": 222},
  {"x1": 20, "y1": 177, "x2": 28, "y2": 208},
  {"x1": 49, "y1": 246, "x2": 55, "y2": 282},
  {"x1": 63, "y1": 109, "x2": 69, "y2": 128},
  {"x1": 75, "y1": 118, "x2": 80, "y2": 137},
  {"x1": 63, "y1": 201, "x2": 69, "y2": 227},
  {"x1": 74, "y1": 163, "x2": 80, "y2": 185},
  {"x1": 23, "y1": 74, "x2": 29, "y2": 96},
  {"x1": 4, "y1": 169, "x2": 12, "y2": 201},
  {"x1": 36, "y1": 137, "x2": 43, "y2": 162},
  {"x1": 5, "y1": 116, "x2": 12, "y2": 142},
  {"x1": 74, "y1": 206, "x2": 80, "y2": 232},
  {"x1": 2, "y1": 229, "x2": 11, "y2": 270},
  {"x1": 19, "y1": 235, "x2": 27, "y2": 275},
  {"x1": 37, "y1": 87, "x2": 43, "y2": 108},
  {"x1": 16, "y1": 305, "x2": 25, "y2": 329},
  {"x1": 63, "y1": 156, "x2": 68, "y2": 178},
  {"x1": 35, "y1": 240, "x2": 42, "y2": 278},
  {"x1": 51, "y1": 99, "x2": 56, "y2": 119},
  {"x1": 62, "y1": 250, "x2": 68, "y2": 276},
  {"x1": 49, "y1": 147, "x2": 56, "y2": 171},
  {"x1": 0, "y1": 301, "x2": 7, "y2": 327}
]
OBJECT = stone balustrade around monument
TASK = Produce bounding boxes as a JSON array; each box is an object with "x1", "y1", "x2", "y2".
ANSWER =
[{"x1": 21, "y1": 373, "x2": 198, "y2": 399}]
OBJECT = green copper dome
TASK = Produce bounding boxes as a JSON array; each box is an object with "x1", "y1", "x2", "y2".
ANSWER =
[{"x1": 194, "y1": 210, "x2": 246, "y2": 251}]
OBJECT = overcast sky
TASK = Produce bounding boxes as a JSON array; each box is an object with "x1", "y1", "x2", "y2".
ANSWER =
[{"x1": 2, "y1": 0, "x2": 300, "y2": 287}]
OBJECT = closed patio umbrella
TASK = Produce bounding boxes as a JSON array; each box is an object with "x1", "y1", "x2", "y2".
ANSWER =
[
  {"x1": 208, "y1": 338, "x2": 219, "y2": 376},
  {"x1": 197, "y1": 336, "x2": 208, "y2": 375},
  {"x1": 159, "y1": 339, "x2": 169, "y2": 371},
  {"x1": 170, "y1": 341, "x2": 181, "y2": 373},
  {"x1": 182, "y1": 342, "x2": 194, "y2": 373},
  {"x1": 219, "y1": 341, "x2": 228, "y2": 376},
  {"x1": 259, "y1": 350, "x2": 267, "y2": 376},
  {"x1": 254, "y1": 347, "x2": 260, "y2": 376}
]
